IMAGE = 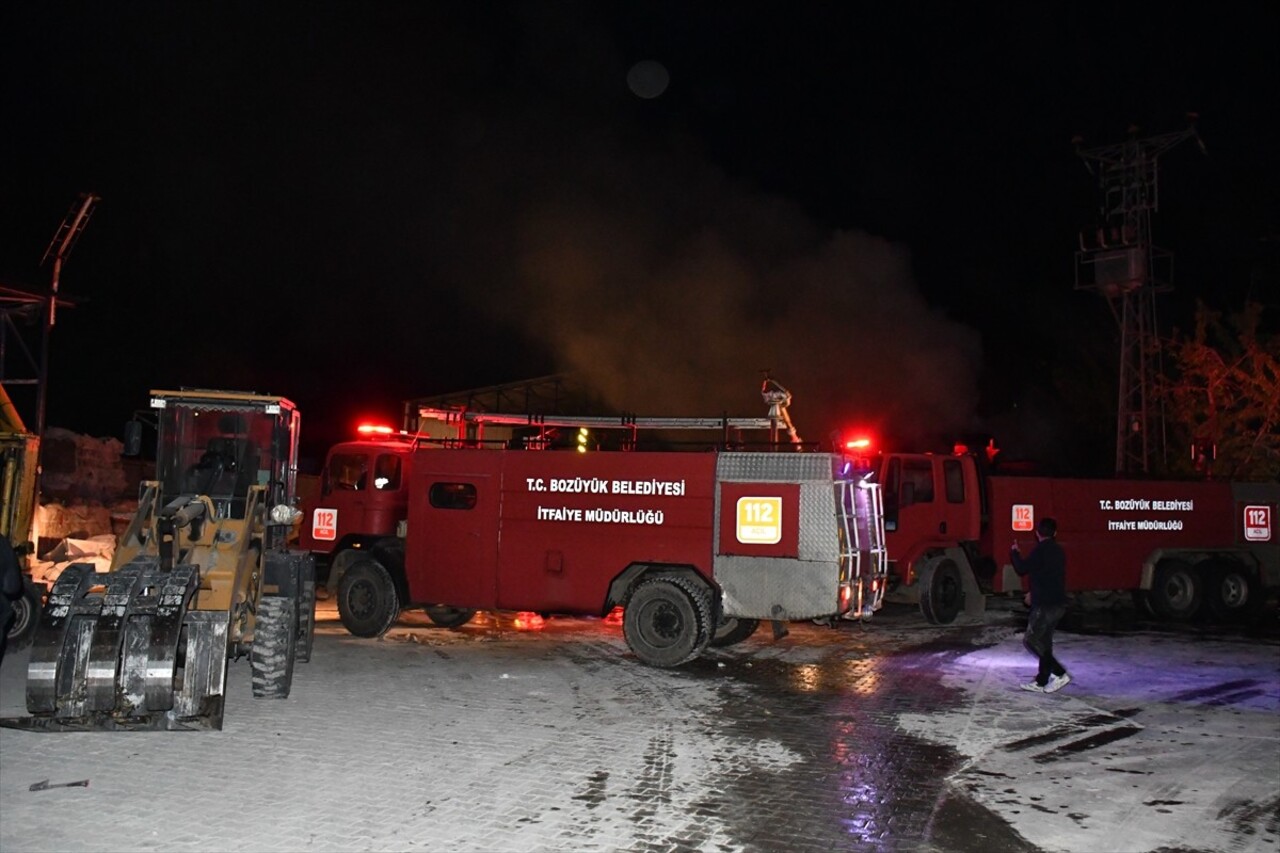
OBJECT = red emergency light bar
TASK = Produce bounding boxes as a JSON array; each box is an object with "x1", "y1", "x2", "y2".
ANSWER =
[
  {"x1": 954, "y1": 438, "x2": 1001, "y2": 464},
  {"x1": 357, "y1": 424, "x2": 398, "y2": 438}
]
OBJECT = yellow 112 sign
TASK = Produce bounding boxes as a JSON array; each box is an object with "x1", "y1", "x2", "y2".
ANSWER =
[{"x1": 736, "y1": 496, "x2": 782, "y2": 544}]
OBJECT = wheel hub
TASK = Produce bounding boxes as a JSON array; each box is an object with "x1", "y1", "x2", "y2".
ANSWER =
[
  {"x1": 347, "y1": 580, "x2": 375, "y2": 620},
  {"x1": 642, "y1": 601, "x2": 682, "y2": 646}
]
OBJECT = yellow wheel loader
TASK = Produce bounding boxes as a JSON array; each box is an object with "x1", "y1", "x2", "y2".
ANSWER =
[{"x1": 0, "y1": 389, "x2": 316, "y2": 731}]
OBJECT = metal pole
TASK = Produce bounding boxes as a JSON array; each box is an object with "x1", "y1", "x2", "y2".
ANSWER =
[
  {"x1": 35, "y1": 257, "x2": 61, "y2": 442},
  {"x1": 36, "y1": 193, "x2": 99, "y2": 442}
]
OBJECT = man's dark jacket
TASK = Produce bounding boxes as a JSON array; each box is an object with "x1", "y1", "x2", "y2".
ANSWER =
[{"x1": 1011, "y1": 537, "x2": 1067, "y2": 607}]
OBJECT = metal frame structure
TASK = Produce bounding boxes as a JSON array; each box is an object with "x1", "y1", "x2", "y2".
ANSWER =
[
  {"x1": 1, "y1": 193, "x2": 98, "y2": 438},
  {"x1": 402, "y1": 373, "x2": 598, "y2": 428},
  {"x1": 1073, "y1": 122, "x2": 1204, "y2": 474}
]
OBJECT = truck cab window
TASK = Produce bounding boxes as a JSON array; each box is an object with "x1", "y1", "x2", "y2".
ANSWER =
[
  {"x1": 882, "y1": 457, "x2": 901, "y2": 530},
  {"x1": 329, "y1": 452, "x2": 368, "y2": 491},
  {"x1": 373, "y1": 454, "x2": 402, "y2": 490},
  {"x1": 429, "y1": 482, "x2": 477, "y2": 510},
  {"x1": 903, "y1": 459, "x2": 934, "y2": 504},
  {"x1": 944, "y1": 459, "x2": 965, "y2": 503}
]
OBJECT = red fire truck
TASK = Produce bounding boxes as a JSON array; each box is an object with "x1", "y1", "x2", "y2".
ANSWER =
[
  {"x1": 852, "y1": 440, "x2": 1280, "y2": 625},
  {"x1": 300, "y1": 405, "x2": 888, "y2": 667}
]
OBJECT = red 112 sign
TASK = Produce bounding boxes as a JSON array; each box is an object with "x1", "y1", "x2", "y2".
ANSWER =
[
  {"x1": 1243, "y1": 505, "x2": 1272, "y2": 542},
  {"x1": 312, "y1": 508, "x2": 338, "y2": 542}
]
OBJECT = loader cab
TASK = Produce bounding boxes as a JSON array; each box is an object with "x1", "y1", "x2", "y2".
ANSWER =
[{"x1": 150, "y1": 391, "x2": 300, "y2": 520}]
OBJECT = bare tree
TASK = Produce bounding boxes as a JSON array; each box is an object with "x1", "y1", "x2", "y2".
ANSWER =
[{"x1": 1155, "y1": 301, "x2": 1280, "y2": 481}]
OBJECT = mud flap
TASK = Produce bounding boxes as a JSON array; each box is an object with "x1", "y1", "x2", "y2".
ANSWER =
[
  {"x1": 298, "y1": 574, "x2": 315, "y2": 663},
  {"x1": 961, "y1": 565, "x2": 986, "y2": 620},
  {"x1": 0, "y1": 559, "x2": 229, "y2": 732},
  {"x1": 261, "y1": 548, "x2": 315, "y2": 662}
]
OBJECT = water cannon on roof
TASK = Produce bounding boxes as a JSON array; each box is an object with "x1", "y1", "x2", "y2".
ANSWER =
[{"x1": 760, "y1": 373, "x2": 802, "y2": 447}]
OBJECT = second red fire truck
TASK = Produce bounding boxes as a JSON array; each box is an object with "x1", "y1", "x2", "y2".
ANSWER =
[{"x1": 845, "y1": 438, "x2": 1279, "y2": 625}]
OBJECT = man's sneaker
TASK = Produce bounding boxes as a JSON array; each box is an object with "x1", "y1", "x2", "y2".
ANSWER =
[
  {"x1": 1020, "y1": 681, "x2": 1046, "y2": 692},
  {"x1": 1045, "y1": 673, "x2": 1072, "y2": 693}
]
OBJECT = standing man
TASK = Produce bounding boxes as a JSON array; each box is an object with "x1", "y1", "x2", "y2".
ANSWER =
[
  {"x1": 0, "y1": 536, "x2": 22, "y2": 668},
  {"x1": 1011, "y1": 517, "x2": 1071, "y2": 693}
]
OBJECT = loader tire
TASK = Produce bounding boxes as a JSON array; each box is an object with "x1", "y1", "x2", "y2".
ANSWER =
[
  {"x1": 252, "y1": 596, "x2": 298, "y2": 699},
  {"x1": 337, "y1": 558, "x2": 400, "y2": 638},
  {"x1": 6, "y1": 579, "x2": 42, "y2": 651},
  {"x1": 622, "y1": 575, "x2": 713, "y2": 667},
  {"x1": 709, "y1": 616, "x2": 759, "y2": 648},
  {"x1": 425, "y1": 605, "x2": 476, "y2": 628}
]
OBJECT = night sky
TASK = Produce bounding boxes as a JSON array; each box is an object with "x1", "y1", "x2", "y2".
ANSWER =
[{"x1": 3, "y1": 3, "x2": 1276, "y2": 472}]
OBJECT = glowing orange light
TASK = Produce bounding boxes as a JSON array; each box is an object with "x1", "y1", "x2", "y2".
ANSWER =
[
  {"x1": 357, "y1": 424, "x2": 396, "y2": 436},
  {"x1": 513, "y1": 611, "x2": 545, "y2": 631},
  {"x1": 845, "y1": 437, "x2": 872, "y2": 450},
  {"x1": 604, "y1": 606, "x2": 624, "y2": 625},
  {"x1": 840, "y1": 586, "x2": 851, "y2": 607}
]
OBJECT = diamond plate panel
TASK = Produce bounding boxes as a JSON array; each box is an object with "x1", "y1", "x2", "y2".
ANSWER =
[
  {"x1": 798, "y1": 481, "x2": 838, "y2": 561},
  {"x1": 715, "y1": 452, "x2": 835, "y2": 483},
  {"x1": 716, "y1": 556, "x2": 839, "y2": 620}
]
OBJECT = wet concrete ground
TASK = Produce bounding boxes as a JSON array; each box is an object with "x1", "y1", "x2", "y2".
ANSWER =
[{"x1": 0, "y1": 600, "x2": 1277, "y2": 852}]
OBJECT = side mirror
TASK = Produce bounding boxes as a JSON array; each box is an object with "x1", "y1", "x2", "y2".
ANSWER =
[{"x1": 123, "y1": 421, "x2": 143, "y2": 457}]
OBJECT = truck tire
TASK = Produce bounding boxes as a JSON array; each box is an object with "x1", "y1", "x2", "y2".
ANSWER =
[
  {"x1": 6, "y1": 579, "x2": 42, "y2": 650},
  {"x1": 1149, "y1": 559, "x2": 1201, "y2": 622},
  {"x1": 337, "y1": 558, "x2": 401, "y2": 638},
  {"x1": 623, "y1": 576, "x2": 713, "y2": 667},
  {"x1": 1201, "y1": 559, "x2": 1259, "y2": 623},
  {"x1": 1132, "y1": 589, "x2": 1157, "y2": 619},
  {"x1": 424, "y1": 605, "x2": 476, "y2": 628},
  {"x1": 252, "y1": 596, "x2": 298, "y2": 699},
  {"x1": 918, "y1": 558, "x2": 963, "y2": 625},
  {"x1": 709, "y1": 616, "x2": 759, "y2": 648}
]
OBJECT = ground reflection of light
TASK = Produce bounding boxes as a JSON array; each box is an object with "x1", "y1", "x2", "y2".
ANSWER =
[
  {"x1": 830, "y1": 666, "x2": 890, "y2": 849},
  {"x1": 791, "y1": 663, "x2": 822, "y2": 692},
  {"x1": 832, "y1": 722, "x2": 854, "y2": 763},
  {"x1": 789, "y1": 657, "x2": 888, "y2": 695},
  {"x1": 842, "y1": 657, "x2": 883, "y2": 695},
  {"x1": 971, "y1": 646, "x2": 1032, "y2": 670},
  {"x1": 513, "y1": 612, "x2": 545, "y2": 630},
  {"x1": 835, "y1": 757, "x2": 886, "y2": 847}
]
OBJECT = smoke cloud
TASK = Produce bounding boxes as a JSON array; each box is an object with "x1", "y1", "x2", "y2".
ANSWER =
[{"x1": 432, "y1": 105, "x2": 983, "y2": 448}]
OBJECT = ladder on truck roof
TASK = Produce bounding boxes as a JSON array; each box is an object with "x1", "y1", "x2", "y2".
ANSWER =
[
  {"x1": 413, "y1": 406, "x2": 802, "y2": 450},
  {"x1": 410, "y1": 376, "x2": 807, "y2": 450}
]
